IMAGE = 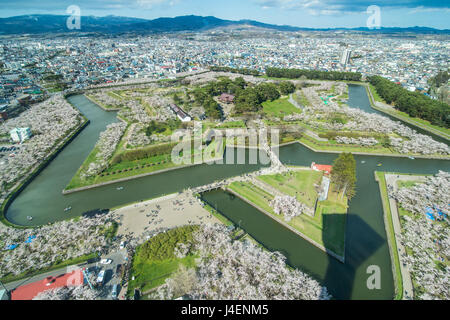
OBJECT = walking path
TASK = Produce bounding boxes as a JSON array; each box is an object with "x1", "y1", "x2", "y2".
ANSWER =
[
  {"x1": 385, "y1": 173, "x2": 426, "y2": 300},
  {"x1": 289, "y1": 93, "x2": 303, "y2": 109}
]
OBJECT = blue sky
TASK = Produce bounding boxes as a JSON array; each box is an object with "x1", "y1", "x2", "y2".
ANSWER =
[{"x1": 1, "y1": 0, "x2": 449, "y2": 29}]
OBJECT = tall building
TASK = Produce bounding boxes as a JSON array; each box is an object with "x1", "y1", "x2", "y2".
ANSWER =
[
  {"x1": 340, "y1": 49, "x2": 352, "y2": 66},
  {"x1": 10, "y1": 127, "x2": 32, "y2": 143}
]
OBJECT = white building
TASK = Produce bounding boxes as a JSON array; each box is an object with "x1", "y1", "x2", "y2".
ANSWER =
[
  {"x1": 340, "y1": 49, "x2": 352, "y2": 66},
  {"x1": 170, "y1": 104, "x2": 192, "y2": 122},
  {"x1": 10, "y1": 127, "x2": 32, "y2": 143}
]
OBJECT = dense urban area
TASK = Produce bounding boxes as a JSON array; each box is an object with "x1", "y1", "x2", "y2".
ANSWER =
[{"x1": 0, "y1": 27, "x2": 449, "y2": 302}]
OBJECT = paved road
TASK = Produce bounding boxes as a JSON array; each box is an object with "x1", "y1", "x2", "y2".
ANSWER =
[{"x1": 385, "y1": 174, "x2": 426, "y2": 300}]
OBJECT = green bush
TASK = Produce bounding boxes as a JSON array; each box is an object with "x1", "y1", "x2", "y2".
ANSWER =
[
  {"x1": 111, "y1": 142, "x2": 178, "y2": 164},
  {"x1": 138, "y1": 225, "x2": 199, "y2": 261}
]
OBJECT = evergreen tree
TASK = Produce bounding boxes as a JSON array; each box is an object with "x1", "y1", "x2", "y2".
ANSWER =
[{"x1": 331, "y1": 153, "x2": 356, "y2": 200}]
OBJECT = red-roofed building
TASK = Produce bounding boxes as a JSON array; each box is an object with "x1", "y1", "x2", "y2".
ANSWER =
[
  {"x1": 11, "y1": 269, "x2": 84, "y2": 300},
  {"x1": 311, "y1": 162, "x2": 333, "y2": 176}
]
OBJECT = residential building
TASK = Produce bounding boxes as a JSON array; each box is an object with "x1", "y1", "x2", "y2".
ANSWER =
[{"x1": 10, "y1": 127, "x2": 32, "y2": 143}]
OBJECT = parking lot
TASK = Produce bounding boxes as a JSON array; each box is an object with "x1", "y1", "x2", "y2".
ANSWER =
[
  {"x1": 84, "y1": 249, "x2": 128, "y2": 300},
  {"x1": 0, "y1": 145, "x2": 18, "y2": 153}
]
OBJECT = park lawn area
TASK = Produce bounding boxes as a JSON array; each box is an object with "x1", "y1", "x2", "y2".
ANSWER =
[
  {"x1": 107, "y1": 91, "x2": 124, "y2": 101},
  {"x1": 293, "y1": 91, "x2": 311, "y2": 107},
  {"x1": 216, "y1": 120, "x2": 246, "y2": 128},
  {"x1": 92, "y1": 154, "x2": 187, "y2": 187},
  {"x1": 257, "y1": 170, "x2": 323, "y2": 207},
  {"x1": 229, "y1": 173, "x2": 348, "y2": 257},
  {"x1": 397, "y1": 180, "x2": 421, "y2": 189},
  {"x1": 262, "y1": 97, "x2": 302, "y2": 118},
  {"x1": 369, "y1": 83, "x2": 386, "y2": 104},
  {"x1": 228, "y1": 181, "x2": 275, "y2": 214},
  {"x1": 315, "y1": 188, "x2": 348, "y2": 255},
  {"x1": 127, "y1": 226, "x2": 198, "y2": 297},
  {"x1": 66, "y1": 140, "x2": 223, "y2": 190},
  {"x1": 288, "y1": 188, "x2": 347, "y2": 257},
  {"x1": 299, "y1": 134, "x2": 398, "y2": 155},
  {"x1": 65, "y1": 152, "x2": 179, "y2": 190},
  {"x1": 128, "y1": 255, "x2": 197, "y2": 295}
]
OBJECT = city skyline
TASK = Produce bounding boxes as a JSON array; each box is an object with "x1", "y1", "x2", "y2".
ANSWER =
[{"x1": 1, "y1": 0, "x2": 450, "y2": 29}]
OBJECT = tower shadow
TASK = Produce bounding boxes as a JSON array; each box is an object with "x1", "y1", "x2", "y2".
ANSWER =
[{"x1": 322, "y1": 213, "x2": 387, "y2": 300}]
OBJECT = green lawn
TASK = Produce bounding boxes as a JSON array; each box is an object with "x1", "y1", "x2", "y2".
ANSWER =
[
  {"x1": 299, "y1": 134, "x2": 412, "y2": 156},
  {"x1": 229, "y1": 170, "x2": 348, "y2": 257},
  {"x1": 369, "y1": 83, "x2": 386, "y2": 104},
  {"x1": 293, "y1": 91, "x2": 311, "y2": 107},
  {"x1": 396, "y1": 180, "x2": 421, "y2": 189},
  {"x1": 228, "y1": 181, "x2": 275, "y2": 214},
  {"x1": 216, "y1": 120, "x2": 246, "y2": 128},
  {"x1": 66, "y1": 139, "x2": 224, "y2": 190},
  {"x1": 262, "y1": 97, "x2": 302, "y2": 118},
  {"x1": 127, "y1": 226, "x2": 198, "y2": 297},
  {"x1": 66, "y1": 153, "x2": 186, "y2": 190},
  {"x1": 258, "y1": 170, "x2": 322, "y2": 207},
  {"x1": 201, "y1": 201, "x2": 234, "y2": 227},
  {"x1": 128, "y1": 255, "x2": 197, "y2": 294}
]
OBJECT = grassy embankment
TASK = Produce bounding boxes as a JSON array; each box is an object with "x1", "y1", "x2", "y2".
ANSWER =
[
  {"x1": 262, "y1": 97, "x2": 302, "y2": 118},
  {"x1": 375, "y1": 171, "x2": 403, "y2": 300},
  {"x1": 228, "y1": 169, "x2": 348, "y2": 256},
  {"x1": 66, "y1": 138, "x2": 224, "y2": 191},
  {"x1": 293, "y1": 91, "x2": 311, "y2": 107}
]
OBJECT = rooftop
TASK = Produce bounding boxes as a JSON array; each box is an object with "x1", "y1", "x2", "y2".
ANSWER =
[{"x1": 11, "y1": 269, "x2": 84, "y2": 300}]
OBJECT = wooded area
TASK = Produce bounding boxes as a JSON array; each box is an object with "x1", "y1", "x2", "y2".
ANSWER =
[
  {"x1": 266, "y1": 67, "x2": 362, "y2": 81},
  {"x1": 368, "y1": 75, "x2": 450, "y2": 128}
]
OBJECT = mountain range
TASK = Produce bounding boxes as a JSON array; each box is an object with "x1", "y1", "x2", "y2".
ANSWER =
[{"x1": 0, "y1": 14, "x2": 448, "y2": 35}]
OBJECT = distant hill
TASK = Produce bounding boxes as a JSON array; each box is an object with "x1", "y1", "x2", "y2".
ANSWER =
[{"x1": 0, "y1": 14, "x2": 448, "y2": 35}]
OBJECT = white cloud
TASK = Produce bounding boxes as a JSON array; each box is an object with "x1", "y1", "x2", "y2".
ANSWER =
[
  {"x1": 136, "y1": 0, "x2": 178, "y2": 9},
  {"x1": 255, "y1": 0, "x2": 449, "y2": 15}
]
